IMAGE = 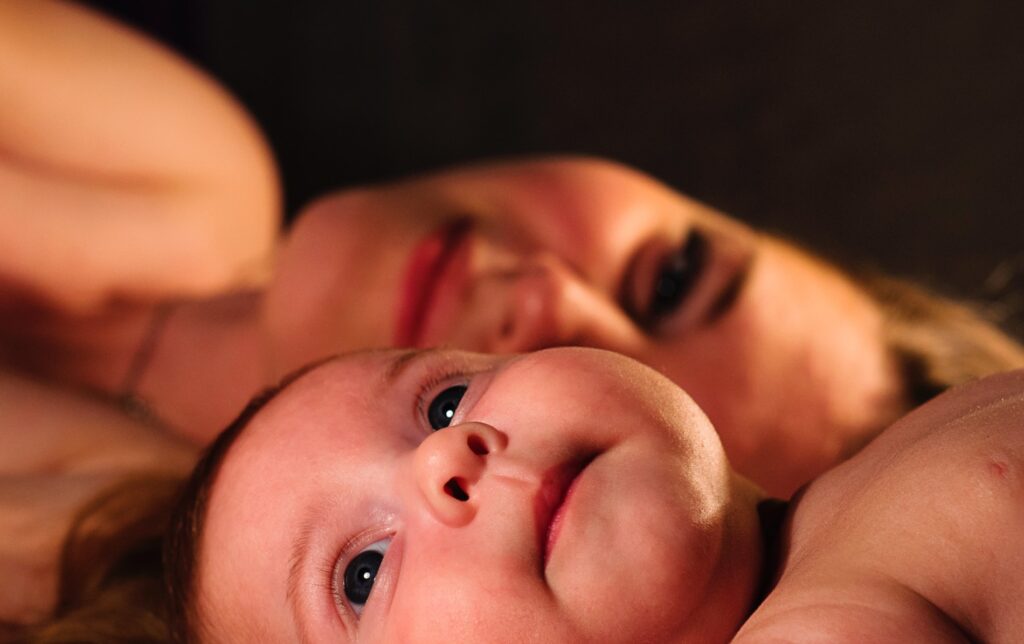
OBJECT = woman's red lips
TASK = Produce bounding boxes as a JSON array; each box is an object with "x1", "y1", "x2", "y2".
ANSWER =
[
  {"x1": 394, "y1": 219, "x2": 472, "y2": 346},
  {"x1": 536, "y1": 457, "x2": 592, "y2": 570}
]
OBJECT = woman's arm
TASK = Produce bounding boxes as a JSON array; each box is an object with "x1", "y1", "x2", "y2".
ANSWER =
[{"x1": 0, "y1": 0, "x2": 280, "y2": 313}]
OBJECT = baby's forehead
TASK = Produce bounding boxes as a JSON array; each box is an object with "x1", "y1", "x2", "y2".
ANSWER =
[
  {"x1": 202, "y1": 354, "x2": 374, "y2": 482},
  {"x1": 259, "y1": 349, "x2": 403, "y2": 410},
  {"x1": 207, "y1": 353, "x2": 399, "y2": 521},
  {"x1": 237, "y1": 352, "x2": 389, "y2": 431}
]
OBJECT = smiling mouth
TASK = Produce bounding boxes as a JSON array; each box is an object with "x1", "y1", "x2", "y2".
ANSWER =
[
  {"x1": 394, "y1": 219, "x2": 472, "y2": 346},
  {"x1": 535, "y1": 455, "x2": 594, "y2": 572}
]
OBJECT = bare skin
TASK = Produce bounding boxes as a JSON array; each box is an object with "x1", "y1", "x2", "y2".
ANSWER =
[
  {"x1": 738, "y1": 369, "x2": 1024, "y2": 642},
  {"x1": 0, "y1": 366, "x2": 195, "y2": 623},
  {"x1": 0, "y1": 0, "x2": 279, "y2": 314}
]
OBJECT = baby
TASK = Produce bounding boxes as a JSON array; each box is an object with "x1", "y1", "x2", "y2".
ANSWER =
[{"x1": 168, "y1": 347, "x2": 1023, "y2": 642}]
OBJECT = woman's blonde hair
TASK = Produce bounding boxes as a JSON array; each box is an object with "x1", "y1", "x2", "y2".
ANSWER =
[
  {"x1": 861, "y1": 273, "x2": 1024, "y2": 404},
  {"x1": 3, "y1": 476, "x2": 180, "y2": 643}
]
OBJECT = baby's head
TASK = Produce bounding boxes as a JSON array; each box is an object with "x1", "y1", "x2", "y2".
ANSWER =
[{"x1": 167, "y1": 348, "x2": 764, "y2": 642}]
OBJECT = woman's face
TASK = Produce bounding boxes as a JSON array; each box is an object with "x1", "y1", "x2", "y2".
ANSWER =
[
  {"x1": 197, "y1": 348, "x2": 762, "y2": 642},
  {"x1": 267, "y1": 157, "x2": 905, "y2": 495}
]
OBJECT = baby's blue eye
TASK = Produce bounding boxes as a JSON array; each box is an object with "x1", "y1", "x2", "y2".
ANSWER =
[
  {"x1": 427, "y1": 385, "x2": 467, "y2": 430},
  {"x1": 342, "y1": 539, "x2": 390, "y2": 614}
]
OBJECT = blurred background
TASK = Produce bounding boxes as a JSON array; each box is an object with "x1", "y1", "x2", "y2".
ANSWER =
[{"x1": 81, "y1": 0, "x2": 1023, "y2": 317}]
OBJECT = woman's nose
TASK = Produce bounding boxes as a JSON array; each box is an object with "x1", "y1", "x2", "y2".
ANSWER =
[
  {"x1": 413, "y1": 421, "x2": 508, "y2": 527},
  {"x1": 489, "y1": 254, "x2": 643, "y2": 354}
]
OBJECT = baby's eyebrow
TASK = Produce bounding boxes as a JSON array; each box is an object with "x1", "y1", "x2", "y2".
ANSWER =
[
  {"x1": 286, "y1": 501, "x2": 330, "y2": 639},
  {"x1": 383, "y1": 347, "x2": 446, "y2": 385}
]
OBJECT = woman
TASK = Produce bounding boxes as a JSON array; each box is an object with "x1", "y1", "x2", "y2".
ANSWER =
[
  {"x1": 3, "y1": 0, "x2": 1022, "y2": 632},
  {"x1": 7, "y1": 6, "x2": 1021, "y2": 498},
  {"x1": 18, "y1": 154, "x2": 1024, "y2": 497}
]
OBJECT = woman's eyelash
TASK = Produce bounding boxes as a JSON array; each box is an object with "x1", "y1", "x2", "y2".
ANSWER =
[{"x1": 625, "y1": 230, "x2": 709, "y2": 332}]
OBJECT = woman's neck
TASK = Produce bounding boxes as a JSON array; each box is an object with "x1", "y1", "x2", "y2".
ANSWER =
[{"x1": 135, "y1": 290, "x2": 274, "y2": 444}]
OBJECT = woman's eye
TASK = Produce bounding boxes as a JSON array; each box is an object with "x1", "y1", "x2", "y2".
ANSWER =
[
  {"x1": 646, "y1": 231, "x2": 707, "y2": 323},
  {"x1": 427, "y1": 385, "x2": 467, "y2": 430},
  {"x1": 341, "y1": 538, "x2": 390, "y2": 615}
]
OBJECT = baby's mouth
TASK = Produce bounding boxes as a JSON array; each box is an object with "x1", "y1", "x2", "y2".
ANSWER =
[{"x1": 535, "y1": 455, "x2": 595, "y2": 572}]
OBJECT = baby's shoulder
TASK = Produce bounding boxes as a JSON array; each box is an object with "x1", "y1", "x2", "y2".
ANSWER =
[
  {"x1": 764, "y1": 369, "x2": 1024, "y2": 641},
  {"x1": 799, "y1": 369, "x2": 1024, "y2": 546}
]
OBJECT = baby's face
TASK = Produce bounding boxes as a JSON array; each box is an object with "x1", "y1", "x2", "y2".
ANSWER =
[{"x1": 198, "y1": 348, "x2": 761, "y2": 642}]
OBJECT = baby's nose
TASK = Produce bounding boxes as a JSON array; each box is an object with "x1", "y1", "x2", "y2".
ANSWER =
[{"x1": 413, "y1": 421, "x2": 507, "y2": 527}]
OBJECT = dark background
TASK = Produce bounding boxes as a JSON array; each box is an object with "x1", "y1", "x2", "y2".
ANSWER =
[{"x1": 82, "y1": 0, "x2": 1023, "y2": 311}]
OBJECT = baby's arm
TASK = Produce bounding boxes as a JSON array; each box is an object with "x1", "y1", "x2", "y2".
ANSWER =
[
  {"x1": 0, "y1": 0, "x2": 280, "y2": 314},
  {"x1": 733, "y1": 585, "x2": 977, "y2": 643}
]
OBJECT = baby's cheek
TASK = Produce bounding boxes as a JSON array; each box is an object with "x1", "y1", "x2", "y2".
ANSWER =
[{"x1": 379, "y1": 579, "x2": 527, "y2": 643}]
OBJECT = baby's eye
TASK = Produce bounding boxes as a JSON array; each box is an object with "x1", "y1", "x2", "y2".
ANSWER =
[
  {"x1": 341, "y1": 538, "x2": 391, "y2": 615},
  {"x1": 427, "y1": 385, "x2": 467, "y2": 430}
]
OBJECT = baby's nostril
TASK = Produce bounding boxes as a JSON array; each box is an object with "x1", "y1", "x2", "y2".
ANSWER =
[
  {"x1": 444, "y1": 478, "x2": 470, "y2": 502},
  {"x1": 467, "y1": 435, "x2": 489, "y2": 456}
]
